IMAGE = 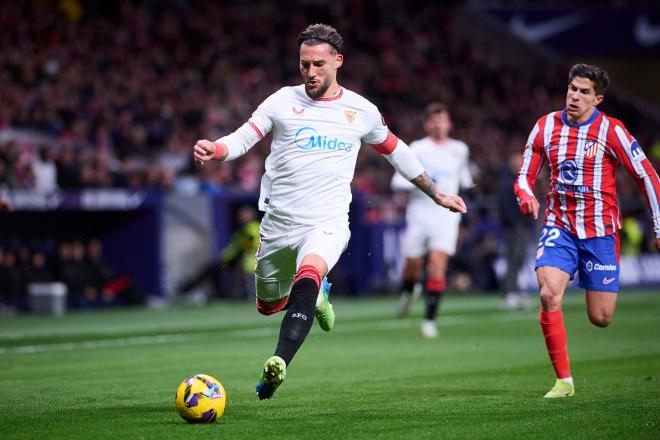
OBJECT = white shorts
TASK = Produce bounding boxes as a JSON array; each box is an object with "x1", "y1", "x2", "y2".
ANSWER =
[
  {"x1": 401, "y1": 218, "x2": 460, "y2": 258},
  {"x1": 254, "y1": 213, "x2": 350, "y2": 303}
]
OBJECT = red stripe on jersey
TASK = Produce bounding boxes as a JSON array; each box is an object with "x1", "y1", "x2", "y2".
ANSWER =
[
  {"x1": 248, "y1": 120, "x2": 264, "y2": 139},
  {"x1": 369, "y1": 130, "x2": 398, "y2": 155},
  {"x1": 513, "y1": 121, "x2": 544, "y2": 202},
  {"x1": 531, "y1": 110, "x2": 660, "y2": 239},
  {"x1": 547, "y1": 115, "x2": 565, "y2": 229},
  {"x1": 563, "y1": 125, "x2": 579, "y2": 232},
  {"x1": 601, "y1": 153, "x2": 619, "y2": 236},
  {"x1": 642, "y1": 160, "x2": 660, "y2": 200},
  {"x1": 582, "y1": 117, "x2": 603, "y2": 237},
  {"x1": 608, "y1": 118, "x2": 660, "y2": 232},
  {"x1": 606, "y1": 120, "x2": 632, "y2": 233},
  {"x1": 317, "y1": 87, "x2": 344, "y2": 101}
]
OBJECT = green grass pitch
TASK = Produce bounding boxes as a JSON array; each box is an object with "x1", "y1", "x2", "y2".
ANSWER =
[{"x1": 1, "y1": 291, "x2": 658, "y2": 439}]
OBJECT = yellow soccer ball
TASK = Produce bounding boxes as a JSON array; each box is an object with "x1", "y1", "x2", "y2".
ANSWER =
[{"x1": 175, "y1": 374, "x2": 227, "y2": 423}]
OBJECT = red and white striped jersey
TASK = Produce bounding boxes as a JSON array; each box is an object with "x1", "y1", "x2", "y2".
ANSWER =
[{"x1": 514, "y1": 109, "x2": 660, "y2": 239}]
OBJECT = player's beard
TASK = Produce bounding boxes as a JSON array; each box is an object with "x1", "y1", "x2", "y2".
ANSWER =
[{"x1": 304, "y1": 77, "x2": 331, "y2": 100}]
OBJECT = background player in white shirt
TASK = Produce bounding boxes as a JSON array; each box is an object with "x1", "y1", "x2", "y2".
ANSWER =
[
  {"x1": 392, "y1": 103, "x2": 473, "y2": 338},
  {"x1": 193, "y1": 24, "x2": 467, "y2": 400}
]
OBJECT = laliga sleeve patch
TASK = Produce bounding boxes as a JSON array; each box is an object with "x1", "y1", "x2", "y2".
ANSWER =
[{"x1": 630, "y1": 140, "x2": 646, "y2": 162}]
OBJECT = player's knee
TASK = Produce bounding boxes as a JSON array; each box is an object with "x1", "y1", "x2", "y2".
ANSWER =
[
  {"x1": 588, "y1": 310, "x2": 612, "y2": 327},
  {"x1": 539, "y1": 286, "x2": 562, "y2": 310}
]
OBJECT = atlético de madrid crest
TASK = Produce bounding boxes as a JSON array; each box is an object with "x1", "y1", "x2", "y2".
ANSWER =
[
  {"x1": 583, "y1": 140, "x2": 602, "y2": 158},
  {"x1": 344, "y1": 110, "x2": 357, "y2": 124}
]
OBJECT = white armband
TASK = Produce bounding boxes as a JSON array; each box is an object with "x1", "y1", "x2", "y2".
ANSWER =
[
  {"x1": 383, "y1": 139, "x2": 425, "y2": 181},
  {"x1": 216, "y1": 120, "x2": 263, "y2": 161}
]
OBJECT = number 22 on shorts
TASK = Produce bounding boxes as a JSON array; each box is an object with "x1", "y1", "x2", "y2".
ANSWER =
[{"x1": 538, "y1": 227, "x2": 560, "y2": 247}]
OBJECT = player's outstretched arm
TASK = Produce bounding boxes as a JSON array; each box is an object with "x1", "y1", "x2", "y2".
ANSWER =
[
  {"x1": 411, "y1": 172, "x2": 467, "y2": 214},
  {"x1": 193, "y1": 93, "x2": 276, "y2": 166},
  {"x1": 369, "y1": 133, "x2": 466, "y2": 213},
  {"x1": 609, "y1": 124, "x2": 660, "y2": 246},
  {"x1": 513, "y1": 122, "x2": 545, "y2": 220}
]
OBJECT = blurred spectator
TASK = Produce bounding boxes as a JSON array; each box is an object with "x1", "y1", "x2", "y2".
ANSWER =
[
  {"x1": 24, "y1": 251, "x2": 54, "y2": 283},
  {"x1": 178, "y1": 205, "x2": 260, "y2": 301},
  {"x1": 497, "y1": 152, "x2": 533, "y2": 309},
  {"x1": 71, "y1": 240, "x2": 97, "y2": 308},
  {"x1": 86, "y1": 239, "x2": 142, "y2": 306},
  {"x1": 0, "y1": 250, "x2": 25, "y2": 311},
  {"x1": 0, "y1": 0, "x2": 655, "y2": 201},
  {"x1": 31, "y1": 147, "x2": 58, "y2": 193},
  {"x1": 620, "y1": 216, "x2": 644, "y2": 257},
  {"x1": 0, "y1": 198, "x2": 11, "y2": 212},
  {"x1": 56, "y1": 146, "x2": 81, "y2": 189},
  {"x1": 0, "y1": 237, "x2": 140, "y2": 312},
  {"x1": 86, "y1": 239, "x2": 113, "y2": 300},
  {"x1": 464, "y1": 207, "x2": 501, "y2": 290}
]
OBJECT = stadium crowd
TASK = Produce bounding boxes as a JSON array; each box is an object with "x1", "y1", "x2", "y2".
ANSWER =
[
  {"x1": 0, "y1": 238, "x2": 141, "y2": 313},
  {"x1": 1, "y1": 0, "x2": 658, "y2": 303},
  {"x1": 2, "y1": 1, "x2": 658, "y2": 195}
]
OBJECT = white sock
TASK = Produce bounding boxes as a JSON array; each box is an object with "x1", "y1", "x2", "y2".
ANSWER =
[
  {"x1": 315, "y1": 293, "x2": 322, "y2": 309},
  {"x1": 559, "y1": 377, "x2": 573, "y2": 384}
]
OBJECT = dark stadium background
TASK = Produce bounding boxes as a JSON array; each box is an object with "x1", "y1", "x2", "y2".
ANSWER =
[{"x1": 1, "y1": 0, "x2": 659, "y2": 312}]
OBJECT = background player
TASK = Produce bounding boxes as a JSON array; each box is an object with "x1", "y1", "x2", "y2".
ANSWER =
[
  {"x1": 514, "y1": 63, "x2": 660, "y2": 398},
  {"x1": 392, "y1": 103, "x2": 473, "y2": 338},
  {"x1": 193, "y1": 24, "x2": 467, "y2": 399},
  {"x1": 498, "y1": 152, "x2": 534, "y2": 310}
]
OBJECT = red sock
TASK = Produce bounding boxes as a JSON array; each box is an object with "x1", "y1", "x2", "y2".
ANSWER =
[{"x1": 539, "y1": 309, "x2": 571, "y2": 379}]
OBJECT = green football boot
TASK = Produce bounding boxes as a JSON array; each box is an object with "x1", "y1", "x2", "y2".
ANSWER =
[
  {"x1": 315, "y1": 277, "x2": 335, "y2": 332},
  {"x1": 543, "y1": 379, "x2": 575, "y2": 398},
  {"x1": 256, "y1": 355, "x2": 287, "y2": 400}
]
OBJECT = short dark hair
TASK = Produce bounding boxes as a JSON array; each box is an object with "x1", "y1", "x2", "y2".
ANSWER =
[
  {"x1": 297, "y1": 23, "x2": 343, "y2": 54},
  {"x1": 568, "y1": 63, "x2": 610, "y2": 96},
  {"x1": 423, "y1": 102, "x2": 450, "y2": 121}
]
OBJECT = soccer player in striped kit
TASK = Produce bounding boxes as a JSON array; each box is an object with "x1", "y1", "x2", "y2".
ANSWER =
[
  {"x1": 514, "y1": 64, "x2": 660, "y2": 398},
  {"x1": 194, "y1": 24, "x2": 467, "y2": 400}
]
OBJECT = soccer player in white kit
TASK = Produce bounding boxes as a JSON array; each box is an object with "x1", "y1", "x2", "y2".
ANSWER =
[
  {"x1": 392, "y1": 103, "x2": 473, "y2": 338},
  {"x1": 194, "y1": 24, "x2": 467, "y2": 400}
]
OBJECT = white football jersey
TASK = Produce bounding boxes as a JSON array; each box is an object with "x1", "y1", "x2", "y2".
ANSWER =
[
  {"x1": 246, "y1": 85, "x2": 391, "y2": 225},
  {"x1": 392, "y1": 137, "x2": 472, "y2": 225}
]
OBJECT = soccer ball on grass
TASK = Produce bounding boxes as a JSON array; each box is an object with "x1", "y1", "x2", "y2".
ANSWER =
[{"x1": 175, "y1": 374, "x2": 227, "y2": 423}]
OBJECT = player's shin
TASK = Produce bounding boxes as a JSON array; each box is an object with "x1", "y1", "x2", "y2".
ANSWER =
[
  {"x1": 274, "y1": 277, "x2": 319, "y2": 365},
  {"x1": 424, "y1": 278, "x2": 446, "y2": 321},
  {"x1": 397, "y1": 278, "x2": 417, "y2": 318},
  {"x1": 539, "y1": 309, "x2": 571, "y2": 379}
]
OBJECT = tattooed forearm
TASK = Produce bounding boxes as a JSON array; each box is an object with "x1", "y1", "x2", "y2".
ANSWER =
[
  {"x1": 411, "y1": 172, "x2": 442, "y2": 201},
  {"x1": 410, "y1": 171, "x2": 467, "y2": 213}
]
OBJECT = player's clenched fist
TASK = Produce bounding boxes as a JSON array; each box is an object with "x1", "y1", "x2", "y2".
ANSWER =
[
  {"x1": 193, "y1": 139, "x2": 228, "y2": 165},
  {"x1": 193, "y1": 139, "x2": 216, "y2": 165}
]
